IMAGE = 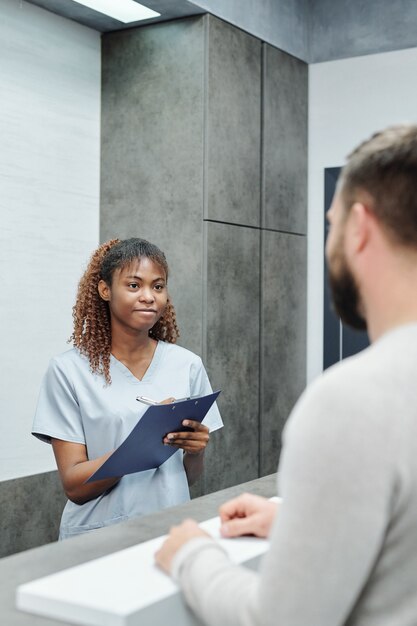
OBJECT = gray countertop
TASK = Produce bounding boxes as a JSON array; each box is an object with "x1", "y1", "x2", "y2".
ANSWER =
[{"x1": 1, "y1": 474, "x2": 276, "y2": 625}]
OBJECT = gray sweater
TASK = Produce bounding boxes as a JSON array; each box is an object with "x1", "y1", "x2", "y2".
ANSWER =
[{"x1": 172, "y1": 323, "x2": 417, "y2": 626}]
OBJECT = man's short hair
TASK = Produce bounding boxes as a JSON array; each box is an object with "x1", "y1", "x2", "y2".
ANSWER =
[{"x1": 340, "y1": 124, "x2": 417, "y2": 247}]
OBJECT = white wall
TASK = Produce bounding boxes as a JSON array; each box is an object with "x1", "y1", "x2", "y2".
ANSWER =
[
  {"x1": 308, "y1": 47, "x2": 417, "y2": 382},
  {"x1": 0, "y1": 0, "x2": 100, "y2": 480}
]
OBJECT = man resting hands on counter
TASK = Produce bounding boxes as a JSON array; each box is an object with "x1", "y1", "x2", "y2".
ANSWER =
[{"x1": 155, "y1": 125, "x2": 417, "y2": 626}]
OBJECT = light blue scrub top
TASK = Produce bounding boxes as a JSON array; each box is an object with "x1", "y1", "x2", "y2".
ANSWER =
[{"x1": 32, "y1": 342, "x2": 223, "y2": 540}]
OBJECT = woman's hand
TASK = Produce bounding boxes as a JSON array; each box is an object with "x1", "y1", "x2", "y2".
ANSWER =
[
  {"x1": 158, "y1": 397, "x2": 210, "y2": 455},
  {"x1": 157, "y1": 397, "x2": 210, "y2": 485},
  {"x1": 163, "y1": 420, "x2": 210, "y2": 454}
]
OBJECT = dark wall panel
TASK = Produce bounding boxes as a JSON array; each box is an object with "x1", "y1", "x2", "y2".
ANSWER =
[
  {"x1": 204, "y1": 221, "x2": 260, "y2": 492},
  {"x1": 263, "y1": 44, "x2": 308, "y2": 234},
  {"x1": 206, "y1": 16, "x2": 261, "y2": 227},
  {"x1": 101, "y1": 18, "x2": 205, "y2": 355},
  {"x1": 0, "y1": 471, "x2": 65, "y2": 557},
  {"x1": 101, "y1": 14, "x2": 308, "y2": 501},
  {"x1": 260, "y1": 230, "x2": 307, "y2": 475}
]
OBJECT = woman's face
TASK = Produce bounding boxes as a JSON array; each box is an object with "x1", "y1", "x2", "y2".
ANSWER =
[{"x1": 98, "y1": 257, "x2": 168, "y2": 335}]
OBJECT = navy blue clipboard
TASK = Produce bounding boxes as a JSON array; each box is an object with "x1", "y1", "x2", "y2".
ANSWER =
[{"x1": 86, "y1": 390, "x2": 221, "y2": 483}]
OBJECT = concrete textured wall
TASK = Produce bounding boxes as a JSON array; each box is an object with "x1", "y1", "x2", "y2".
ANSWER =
[
  {"x1": 205, "y1": 18, "x2": 261, "y2": 227},
  {"x1": 21, "y1": 0, "x2": 417, "y2": 63},
  {"x1": 309, "y1": 0, "x2": 417, "y2": 62},
  {"x1": 203, "y1": 19, "x2": 262, "y2": 490},
  {"x1": 101, "y1": 18, "x2": 205, "y2": 355},
  {"x1": 0, "y1": 471, "x2": 66, "y2": 558},
  {"x1": 191, "y1": 0, "x2": 417, "y2": 63},
  {"x1": 191, "y1": 0, "x2": 309, "y2": 62},
  {"x1": 260, "y1": 44, "x2": 307, "y2": 475},
  {"x1": 187, "y1": 0, "x2": 417, "y2": 63},
  {"x1": 101, "y1": 15, "x2": 308, "y2": 495}
]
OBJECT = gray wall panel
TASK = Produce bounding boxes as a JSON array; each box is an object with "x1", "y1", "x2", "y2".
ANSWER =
[
  {"x1": 101, "y1": 18, "x2": 205, "y2": 355},
  {"x1": 206, "y1": 16, "x2": 261, "y2": 227},
  {"x1": 204, "y1": 222, "x2": 260, "y2": 492},
  {"x1": 263, "y1": 45, "x2": 308, "y2": 234},
  {"x1": 260, "y1": 231, "x2": 307, "y2": 475},
  {"x1": 101, "y1": 14, "x2": 308, "y2": 501},
  {"x1": 0, "y1": 471, "x2": 65, "y2": 557}
]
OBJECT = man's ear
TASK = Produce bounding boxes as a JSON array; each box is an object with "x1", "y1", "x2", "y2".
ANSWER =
[
  {"x1": 98, "y1": 279, "x2": 111, "y2": 301},
  {"x1": 349, "y1": 201, "x2": 372, "y2": 253}
]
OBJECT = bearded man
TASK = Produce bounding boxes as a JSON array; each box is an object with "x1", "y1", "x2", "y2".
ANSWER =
[{"x1": 156, "y1": 125, "x2": 417, "y2": 626}]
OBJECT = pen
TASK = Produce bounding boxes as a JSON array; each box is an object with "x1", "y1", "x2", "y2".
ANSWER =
[
  {"x1": 136, "y1": 396, "x2": 159, "y2": 405},
  {"x1": 136, "y1": 394, "x2": 198, "y2": 405}
]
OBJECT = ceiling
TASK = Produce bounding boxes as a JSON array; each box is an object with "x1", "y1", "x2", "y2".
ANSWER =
[
  {"x1": 25, "y1": 0, "x2": 205, "y2": 32},
  {"x1": 23, "y1": 0, "x2": 417, "y2": 63}
]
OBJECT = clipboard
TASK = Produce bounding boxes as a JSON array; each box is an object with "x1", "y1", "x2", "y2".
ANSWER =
[{"x1": 86, "y1": 390, "x2": 221, "y2": 483}]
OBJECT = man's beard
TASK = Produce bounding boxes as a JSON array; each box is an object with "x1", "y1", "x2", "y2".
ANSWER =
[{"x1": 328, "y1": 257, "x2": 367, "y2": 331}]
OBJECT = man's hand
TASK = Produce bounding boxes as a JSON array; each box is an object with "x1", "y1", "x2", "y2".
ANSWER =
[
  {"x1": 219, "y1": 493, "x2": 278, "y2": 538},
  {"x1": 155, "y1": 519, "x2": 211, "y2": 574}
]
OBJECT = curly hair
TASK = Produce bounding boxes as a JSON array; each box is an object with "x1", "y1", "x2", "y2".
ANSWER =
[{"x1": 69, "y1": 238, "x2": 180, "y2": 384}]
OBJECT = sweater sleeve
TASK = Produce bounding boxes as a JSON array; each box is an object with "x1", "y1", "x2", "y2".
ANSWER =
[
  {"x1": 172, "y1": 366, "x2": 397, "y2": 626},
  {"x1": 172, "y1": 538, "x2": 260, "y2": 626}
]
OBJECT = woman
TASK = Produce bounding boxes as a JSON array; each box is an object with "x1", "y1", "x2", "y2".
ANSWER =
[{"x1": 32, "y1": 238, "x2": 222, "y2": 539}]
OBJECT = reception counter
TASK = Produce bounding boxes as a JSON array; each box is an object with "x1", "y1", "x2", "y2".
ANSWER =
[{"x1": 1, "y1": 473, "x2": 276, "y2": 626}]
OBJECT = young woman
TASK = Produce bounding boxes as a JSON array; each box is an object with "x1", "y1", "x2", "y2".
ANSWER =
[{"x1": 32, "y1": 238, "x2": 222, "y2": 540}]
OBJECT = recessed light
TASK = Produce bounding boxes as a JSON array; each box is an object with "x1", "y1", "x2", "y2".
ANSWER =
[{"x1": 72, "y1": 0, "x2": 160, "y2": 23}]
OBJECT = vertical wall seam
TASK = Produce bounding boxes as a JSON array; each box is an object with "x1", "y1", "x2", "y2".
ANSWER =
[
  {"x1": 258, "y1": 42, "x2": 266, "y2": 478},
  {"x1": 202, "y1": 14, "x2": 209, "y2": 366},
  {"x1": 260, "y1": 43, "x2": 266, "y2": 232},
  {"x1": 306, "y1": 0, "x2": 312, "y2": 63},
  {"x1": 202, "y1": 14, "x2": 209, "y2": 496},
  {"x1": 203, "y1": 15, "x2": 210, "y2": 226}
]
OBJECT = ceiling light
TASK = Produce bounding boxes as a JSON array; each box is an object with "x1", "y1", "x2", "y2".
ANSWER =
[{"x1": 72, "y1": 0, "x2": 160, "y2": 23}]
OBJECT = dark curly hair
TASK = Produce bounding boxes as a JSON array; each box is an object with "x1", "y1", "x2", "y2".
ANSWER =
[{"x1": 69, "y1": 238, "x2": 179, "y2": 384}]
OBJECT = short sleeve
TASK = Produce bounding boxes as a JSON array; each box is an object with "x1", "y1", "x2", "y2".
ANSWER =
[
  {"x1": 32, "y1": 357, "x2": 86, "y2": 445},
  {"x1": 190, "y1": 357, "x2": 223, "y2": 433}
]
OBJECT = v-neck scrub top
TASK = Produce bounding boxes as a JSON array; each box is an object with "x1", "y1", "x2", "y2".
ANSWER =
[{"x1": 32, "y1": 342, "x2": 223, "y2": 540}]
